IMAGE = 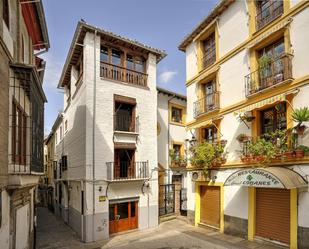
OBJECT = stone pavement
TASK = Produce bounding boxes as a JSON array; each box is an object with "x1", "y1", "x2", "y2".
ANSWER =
[{"x1": 37, "y1": 208, "x2": 285, "y2": 249}]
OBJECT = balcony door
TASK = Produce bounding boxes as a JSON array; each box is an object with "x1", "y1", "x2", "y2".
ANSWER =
[
  {"x1": 203, "y1": 81, "x2": 216, "y2": 112},
  {"x1": 109, "y1": 201, "x2": 138, "y2": 234},
  {"x1": 114, "y1": 149, "x2": 135, "y2": 179}
]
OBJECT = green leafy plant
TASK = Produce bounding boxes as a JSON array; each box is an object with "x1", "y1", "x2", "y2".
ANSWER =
[
  {"x1": 189, "y1": 142, "x2": 215, "y2": 173},
  {"x1": 292, "y1": 107, "x2": 309, "y2": 124},
  {"x1": 259, "y1": 54, "x2": 272, "y2": 70},
  {"x1": 248, "y1": 138, "x2": 276, "y2": 163}
]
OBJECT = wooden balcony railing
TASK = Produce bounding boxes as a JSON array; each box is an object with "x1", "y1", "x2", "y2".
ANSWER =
[
  {"x1": 106, "y1": 161, "x2": 149, "y2": 181},
  {"x1": 245, "y1": 54, "x2": 292, "y2": 97},
  {"x1": 256, "y1": 1, "x2": 284, "y2": 30},
  {"x1": 100, "y1": 61, "x2": 148, "y2": 87},
  {"x1": 114, "y1": 114, "x2": 139, "y2": 133},
  {"x1": 193, "y1": 92, "x2": 220, "y2": 118},
  {"x1": 202, "y1": 47, "x2": 216, "y2": 70}
]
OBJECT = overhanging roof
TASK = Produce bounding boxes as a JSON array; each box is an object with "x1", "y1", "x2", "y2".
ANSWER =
[
  {"x1": 178, "y1": 0, "x2": 234, "y2": 52},
  {"x1": 157, "y1": 87, "x2": 187, "y2": 101},
  {"x1": 224, "y1": 167, "x2": 307, "y2": 189},
  {"x1": 58, "y1": 21, "x2": 167, "y2": 88},
  {"x1": 20, "y1": 0, "x2": 50, "y2": 50}
]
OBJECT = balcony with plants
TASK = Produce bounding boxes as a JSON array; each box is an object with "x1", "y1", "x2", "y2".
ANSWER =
[
  {"x1": 169, "y1": 149, "x2": 187, "y2": 168},
  {"x1": 237, "y1": 107, "x2": 309, "y2": 165},
  {"x1": 187, "y1": 140, "x2": 228, "y2": 176},
  {"x1": 245, "y1": 53, "x2": 293, "y2": 97}
]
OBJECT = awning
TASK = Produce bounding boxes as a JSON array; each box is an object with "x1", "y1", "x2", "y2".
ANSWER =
[
  {"x1": 224, "y1": 167, "x2": 307, "y2": 189},
  {"x1": 234, "y1": 89, "x2": 299, "y2": 116},
  {"x1": 187, "y1": 116, "x2": 223, "y2": 130}
]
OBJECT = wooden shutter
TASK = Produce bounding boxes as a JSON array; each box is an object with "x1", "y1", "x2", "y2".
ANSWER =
[
  {"x1": 256, "y1": 188, "x2": 290, "y2": 244},
  {"x1": 200, "y1": 186, "x2": 220, "y2": 228}
]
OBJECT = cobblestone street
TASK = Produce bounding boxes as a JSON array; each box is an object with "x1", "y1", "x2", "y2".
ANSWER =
[{"x1": 37, "y1": 208, "x2": 286, "y2": 249}]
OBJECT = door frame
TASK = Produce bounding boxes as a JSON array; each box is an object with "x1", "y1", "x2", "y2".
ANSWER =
[
  {"x1": 195, "y1": 181, "x2": 224, "y2": 233},
  {"x1": 248, "y1": 187, "x2": 297, "y2": 249},
  {"x1": 109, "y1": 200, "x2": 138, "y2": 234}
]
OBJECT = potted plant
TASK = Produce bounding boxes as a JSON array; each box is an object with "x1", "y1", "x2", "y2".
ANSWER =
[
  {"x1": 292, "y1": 107, "x2": 309, "y2": 135},
  {"x1": 295, "y1": 146, "x2": 305, "y2": 158},
  {"x1": 296, "y1": 145, "x2": 309, "y2": 156},
  {"x1": 248, "y1": 138, "x2": 276, "y2": 164},
  {"x1": 189, "y1": 142, "x2": 215, "y2": 176}
]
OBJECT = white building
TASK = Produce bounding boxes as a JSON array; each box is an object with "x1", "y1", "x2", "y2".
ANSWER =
[
  {"x1": 157, "y1": 87, "x2": 188, "y2": 216},
  {"x1": 53, "y1": 21, "x2": 166, "y2": 242},
  {"x1": 179, "y1": 1, "x2": 309, "y2": 248}
]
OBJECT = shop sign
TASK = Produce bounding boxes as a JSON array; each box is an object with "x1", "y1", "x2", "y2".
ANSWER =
[
  {"x1": 99, "y1": 196, "x2": 107, "y2": 202},
  {"x1": 224, "y1": 169, "x2": 284, "y2": 188}
]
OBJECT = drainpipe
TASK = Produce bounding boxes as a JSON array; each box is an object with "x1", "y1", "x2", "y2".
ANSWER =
[
  {"x1": 92, "y1": 30, "x2": 97, "y2": 242},
  {"x1": 167, "y1": 95, "x2": 176, "y2": 184}
]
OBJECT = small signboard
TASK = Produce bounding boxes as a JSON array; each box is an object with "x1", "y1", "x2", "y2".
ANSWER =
[
  {"x1": 224, "y1": 168, "x2": 284, "y2": 188},
  {"x1": 99, "y1": 196, "x2": 107, "y2": 202}
]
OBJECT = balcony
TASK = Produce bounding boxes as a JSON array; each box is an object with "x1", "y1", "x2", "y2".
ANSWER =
[
  {"x1": 170, "y1": 160, "x2": 187, "y2": 169},
  {"x1": 193, "y1": 92, "x2": 220, "y2": 118},
  {"x1": 106, "y1": 161, "x2": 149, "y2": 181},
  {"x1": 245, "y1": 54, "x2": 293, "y2": 97},
  {"x1": 202, "y1": 47, "x2": 216, "y2": 70},
  {"x1": 256, "y1": 1, "x2": 284, "y2": 31},
  {"x1": 100, "y1": 61, "x2": 148, "y2": 87}
]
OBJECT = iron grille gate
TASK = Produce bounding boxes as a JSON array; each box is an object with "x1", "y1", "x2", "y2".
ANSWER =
[
  {"x1": 159, "y1": 184, "x2": 175, "y2": 216},
  {"x1": 180, "y1": 188, "x2": 187, "y2": 215}
]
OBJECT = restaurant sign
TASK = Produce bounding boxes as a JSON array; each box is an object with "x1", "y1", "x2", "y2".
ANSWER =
[{"x1": 224, "y1": 169, "x2": 284, "y2": 188}]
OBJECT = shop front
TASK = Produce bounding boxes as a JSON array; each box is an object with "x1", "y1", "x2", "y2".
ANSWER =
[{"x1": 224, "y1": 167, "x2": 307, "y2": 248}]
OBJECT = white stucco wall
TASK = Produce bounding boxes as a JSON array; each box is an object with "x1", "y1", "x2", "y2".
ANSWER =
[
  {"x1": 185, "y1": 42, "x2": 198, "y2": 81},
  {"x1": 218, "y1": 0, "x2": 249, "y2": 57},
  {"x1": 219, "y1": 49, "x2": 249, "y2": 109},
  {"x1": 0, "y1": 191, "x2": 10, "y2": 249},
  {"x1": 186, "y1": 82, "x2": 198, "y2": 123}
]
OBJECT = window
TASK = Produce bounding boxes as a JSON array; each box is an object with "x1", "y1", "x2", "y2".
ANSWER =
[
  {"x1": 55, "y1": 132, "x2": 58, "y2": 144},
  {"x1": 171, "y1": 107, "x2": 183, "y2": 123},
  {"x1": 203, "y1": 32, "x2": 216, "y2": 69},
  {"x1": 260, "y1": 103, "x2": 286, "y2": 135},
  {"x1": 256, "y1": 0, "x2": 284, "y2": 30},
  {"x1": 126, "y1": 54, "x2": 145, "y2": 73},
  {"x1": 100, "y1": 46, "x2": 109, "y2": 62},
  {"x1": 111, "y1": 49, "x2": 122, "y2": 66},
  {"x1": 3, "y1": 0, "x2": 9, "y2": 29},
  {"x1": 61, "y1": 155, "x2": 68, "y2": 171},
  {"x1": 201, "y1": 126, "x2": 218, "y2": 144},
  {"x1": 12, "y1": 101, "x2": 27, "y2": 165},
  {"x1": 173, "y1": 144, "x2": 182, "y2": 160},
  {"x1": 64, "y1": 120, "x2": 68, "y2": 132}
]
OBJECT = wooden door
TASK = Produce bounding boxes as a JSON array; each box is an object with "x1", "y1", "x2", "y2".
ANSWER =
[
  {"x1": 200, "y1": 186, "x2": 220, "y2": 228},
  {"x1": 256, "y1": 188, "x2": 290, "y2": 244},
  {"x1": 109, "y1": 201, "x2": 138, "y2": 234}
]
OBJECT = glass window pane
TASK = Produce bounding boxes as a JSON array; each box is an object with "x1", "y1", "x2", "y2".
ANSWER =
[
  {"x1": 172, "y1": 107, "x2": 182, "y2": 123},
  {"x1": 111, "y1": 49, "x2": 122, "y2": 66},
  {"x1": 117, "y1": 202, "x2": 128, "y2": 219},
  {"x1": 126, "y1": 54, "x2": 134, "y2": 70},
  {"x1": 135, "y1": 57, "x2": 145, "y2": 73},
  {"x1": 100, "y1": 47, "x2": 108, "y2": 62}
]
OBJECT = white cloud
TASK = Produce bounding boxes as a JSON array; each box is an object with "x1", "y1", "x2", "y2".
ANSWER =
[
  {"x1": 41, "y1": 53, "x2": 64, "y2": 91},
  {"x1": 159, "y1": 70, "x2": 178, "y2": 84}
]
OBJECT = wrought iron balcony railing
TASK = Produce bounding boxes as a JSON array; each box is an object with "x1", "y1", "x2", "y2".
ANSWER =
[
  {"x1": 245, "y1": 54, "x2": 292, "y2": 97},
  {"x1": 193, "y1": 92, "x2": 220, "y2": 118},
  {"x1": 202, "y1": 47, "x2": 216, "y2": 70},
  {"x1": 106, "y1": 161, "x2": 149, "y2": 181},
  {"x1": 256, "y1": 1, "x2": 284, "y2": 30},
  {"x1": 100, "y1": 61, "x2": 148, "y2": 87}
]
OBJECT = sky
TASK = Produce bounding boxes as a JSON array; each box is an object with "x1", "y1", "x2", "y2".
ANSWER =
[{"x1": 41, "y1": 0, "x2": 218, "y2": 134}]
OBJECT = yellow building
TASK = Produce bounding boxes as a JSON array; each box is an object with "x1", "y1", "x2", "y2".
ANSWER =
[{"x1": 179, "y1": 1, "x2": 309, "y2": 248}]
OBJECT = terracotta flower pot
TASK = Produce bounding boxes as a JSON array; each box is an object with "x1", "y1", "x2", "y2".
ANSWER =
[
  {"x1": 285, "y1": 151, "x2": 294, "y2": 159},
  {"x1": 256, "y1": 155, "x2": 265, "y2": 162},
  {"x1": 295, "y1": 149, "x2": 305, "y2": 158},
  {"x1": 297, "y1": 125, "x2": 307, "y2": 136}
]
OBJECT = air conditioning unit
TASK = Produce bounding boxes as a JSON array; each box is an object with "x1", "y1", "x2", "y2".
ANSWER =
[{"x1": 191, "y1": 170, "x2": 210, "y2": 182}]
